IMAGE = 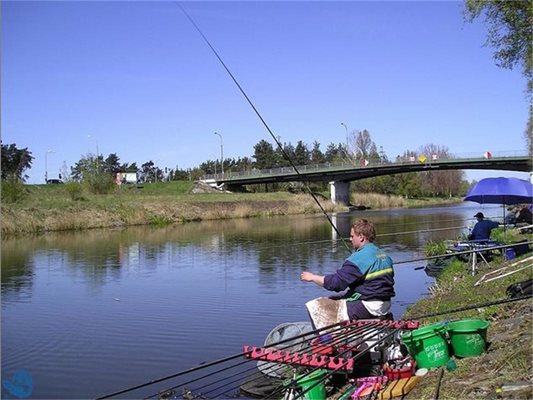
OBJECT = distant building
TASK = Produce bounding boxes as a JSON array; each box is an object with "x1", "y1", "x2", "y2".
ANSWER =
[{"x1": 115, "y1": 171, "x2": 137, "y2": 185}]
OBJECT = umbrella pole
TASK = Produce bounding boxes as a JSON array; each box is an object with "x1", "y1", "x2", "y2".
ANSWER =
[{"x1": 503, "y1": 204, "x2": 506, "y2": 232}]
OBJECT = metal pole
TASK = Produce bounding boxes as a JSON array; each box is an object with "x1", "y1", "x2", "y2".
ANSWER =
[
  {"x1": 45, "y1": 150, "x2": 55, "y2": 183},
  {"x1": 340, "y1": 122, "x2": 348, "y2": 151},
  {"x1": 214, "y1": 132, "x2": 223, "y2": 174}
]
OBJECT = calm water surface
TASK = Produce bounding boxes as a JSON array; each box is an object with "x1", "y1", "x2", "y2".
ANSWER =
[{"x1": 1, "y1": 203, "x2": 502, "y2": 398}]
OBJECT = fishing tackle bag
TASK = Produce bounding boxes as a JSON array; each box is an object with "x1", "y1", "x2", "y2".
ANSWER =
[{"x1": 506, "y1": 279, "x2": 532, "y2": 299}]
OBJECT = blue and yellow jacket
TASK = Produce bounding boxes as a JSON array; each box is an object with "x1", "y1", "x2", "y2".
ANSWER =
[{"x1": 323, "y1": 243, "x2": 395, "y2": 301}]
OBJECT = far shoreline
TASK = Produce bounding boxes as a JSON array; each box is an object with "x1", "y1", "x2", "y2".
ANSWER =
[{"x1": 1, "y1": 181, "x2": 464, "y2": 239}]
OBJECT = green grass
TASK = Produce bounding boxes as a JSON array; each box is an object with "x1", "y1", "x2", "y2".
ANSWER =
[
  {"x1": 1, "y1": 182, "x2": 342, "y2": 237},
  {"x1": 403, "y1": 248, "x2": 533, "y2": 399}
]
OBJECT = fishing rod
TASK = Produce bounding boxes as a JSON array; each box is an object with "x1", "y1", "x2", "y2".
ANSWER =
[
  {"x1": 105, "y1": 293, "x2": 533, "y2": 398},
  {"x1": 143, "y1": 321, "x2": 380, "y2": 398},
  {"x1": 270, "y1": 325, "x2": 400, "y2": 400},
  {"x1": 186, "y1": 323, "x2": 380, "y2": 399},
  {"x1": 412, "y1": 293, "x2": 532, "y2": 320},
  {"x1": 244, "y1": 224, "x2": 469, "y2": 252},
  {"x1": 378, "y1": 225, "x2": 467, "y2": 237},
  {"x1": 116, "y1": 320, "x2": 403, "y2": 399},
  {"x1": 175, "y1": 2, "x2": 351, "y2": 252},
  {"x1": 397, "y1": 240, "x2": 533, "y2": 266},
  {"x1": 97, "y1": 320, "x2": 349, "y2": 399},
  {"x1": 292, "y1": 294, "x2": 533, "y2": 400}
]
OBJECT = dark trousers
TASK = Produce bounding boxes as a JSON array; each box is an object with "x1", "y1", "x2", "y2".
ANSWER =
[{"x1": 347, "y1": 300, "x2": 393, "y2": 320}]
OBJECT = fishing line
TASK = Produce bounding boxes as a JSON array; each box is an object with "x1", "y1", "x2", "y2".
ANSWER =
[
  {"x1": 154, "y1": 294, "x2": 533, "y2": 398},
  {"x1": 411, "y1": 294, "x2": 532, "y2": 320},
  {"x1": 97, "y1": 320, "x2": 349, "y2": 398},
  {"x1": 395, "y1": 240, "x2": 533, "y2": 265},
  {"x1": 263, "y1": 322, "x2": 393, "y2": 399},
  {"x1": 146, "y1": 323, "x2": 374, "y2": 399},
  {"x1": 205, "y1": 224, "x2": 468, "y2": 259},
  {"x1": 175, "y1": 2, "x2": 350, "y2": 252},
  {"x1": 138, "y1": 322, "x2": 389, "y2": 399},
  {"x1": 201, "y1": 233, "x2": 528, "y2": 271},
  {"x1": 101, "y1": 272, "x2": 532, "y2": 398},
  {"x1": 270, "y1": 325, "x2": 399, "y2": 400},
  {"x1": 377, "y1": 225, "x2": 467, "y2": 237}
]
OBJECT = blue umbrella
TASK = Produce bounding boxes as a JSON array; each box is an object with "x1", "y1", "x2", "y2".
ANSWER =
[{"x1": 464, "y1": 177, "x2": 533, "y2": 205}]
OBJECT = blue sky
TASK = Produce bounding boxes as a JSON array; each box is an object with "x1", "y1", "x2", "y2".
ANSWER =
[{"x1": 2, "y1": 1, "x2": 531, "y2": 184}]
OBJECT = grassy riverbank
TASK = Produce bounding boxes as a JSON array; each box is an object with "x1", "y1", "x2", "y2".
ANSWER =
[
  {"x1": 0, "y1": 181, "x2": 462, "y2": 238},
  {"x1": 0, "y1": 183, "x2": 335, "y2": 237},
  {"x1": 402, "y1": 248, "x2": 533, "y2": 399}
]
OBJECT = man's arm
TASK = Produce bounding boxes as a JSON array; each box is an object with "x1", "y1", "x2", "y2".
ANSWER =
[{"x1": 300, "y1": 271, "x2": 324, "y2": 287}]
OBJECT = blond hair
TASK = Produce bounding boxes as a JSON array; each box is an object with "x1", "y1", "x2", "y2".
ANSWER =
[{"x1": 351, "y1": 219, "x2": 376, "y2": 242}]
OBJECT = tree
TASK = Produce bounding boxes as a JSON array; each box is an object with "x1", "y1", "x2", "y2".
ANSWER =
[
  {"x1": 464, "y1": 0, "x2": 533, "y2": 154},
  {"x1": 253, "y1": 140, "x2": 277, "y2": 169},
  {"x1": 235, "y1": 156, "x2": 254, "y2": 172},
  {"x1": 1, "y1": 142, "x2": 34, "y2": 182},
  {"x1": 464, "y1": 0, "x2": 532, "y2": 85},
  {"x1": 294, "y1": 141, "x2": 310, "y2": 166},
  {"x1": 324, "y1": 143, "x2": 346, "y2": 163},
  {"x1": 139, "y1": 160, "x2": 163, "y2": 182},
  {"x1": 310, "y1": 141, "x2": 325, "y2": 164},
  {"x1": 353, "y1": 129, "x2": 380, "y2": 160},
  {"x1": 417, "y1": 144, "x2": 464, "y2": 197},
  {"x1": 71, "y1": 154, "x2": 102, "y2": 181},
  {"x1": 199, "y1": 159, "x2": 218, "y2": 175},
  {"x1": 102, "y1": 153, "x2": 121, "y2": 175},
  {"x1": 527, "y1": 104, "x2": 533, "y2": 155}
]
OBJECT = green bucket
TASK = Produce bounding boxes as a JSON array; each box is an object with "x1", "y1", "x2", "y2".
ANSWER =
[
  {"x1": 447, "y1": 319, "x2": 489, "y2": 357},
  {"x1": 296, "y1": 369, "x2": 327, "y2": 400},
  {"x1": 401, "y1": 322, "x2": 450, "y2": 369}
]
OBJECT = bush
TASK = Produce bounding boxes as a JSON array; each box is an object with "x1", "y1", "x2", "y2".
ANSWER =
[
  {"x1": 64, "y1": 181, "x2": 85, "y2": 201},
  {"x1": 84, "y1": 173, "x2": 115, "y2": 194},
  {"x1": 1, "y1": 179, "x2": 28, "y2": 204},
  {"x1": 490, "y1": 227, "x2": 521, "y2": 244},
  {"x1": 424, "y1": 240, "x2": 448, "y2": 257}
]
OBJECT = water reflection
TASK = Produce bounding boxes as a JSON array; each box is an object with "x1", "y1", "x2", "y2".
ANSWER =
[{"x1": 1, "y1": 203, "x2": 500, "y2": 399}]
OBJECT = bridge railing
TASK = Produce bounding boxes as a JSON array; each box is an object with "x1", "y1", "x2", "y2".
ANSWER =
[{"x1": 202, "y1": 150, "x2": 528, "y2": 181}]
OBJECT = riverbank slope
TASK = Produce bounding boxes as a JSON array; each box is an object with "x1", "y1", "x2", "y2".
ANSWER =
[
  {"x1": 402, "y1": 251, "x2": 532, "y2": 399},
  {"x1": 1, "y1": 181, "x2": 462, "y2": 238}
]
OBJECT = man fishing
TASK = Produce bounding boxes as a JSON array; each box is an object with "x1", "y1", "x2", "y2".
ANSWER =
[
  {"x1": 468, "y1": 212, "x2": 499, "y2": 241},
  {"x1": 300, "y1": 219, "x2": 395, "y2": 320}
]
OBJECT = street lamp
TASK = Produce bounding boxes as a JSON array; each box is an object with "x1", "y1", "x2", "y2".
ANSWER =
[
  {"x1": 45, "y1": 149, "x2": 55, "y2": 183},
  {"x1": 340, "y1": 122, "x2": 349, "y2": 150},
  {"x1": 214, "y1": 132, "x2": 224, "y2": 174}
]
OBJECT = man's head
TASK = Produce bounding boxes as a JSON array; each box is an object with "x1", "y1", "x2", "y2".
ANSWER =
[
  {"x1": 350, "y1": 219, "x2": 376, "y2": 249},
  {"x1": 474, "y1": 212, "x2": 484, "y2": 220}
]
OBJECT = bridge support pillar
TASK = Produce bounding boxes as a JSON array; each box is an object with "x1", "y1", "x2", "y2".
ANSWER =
[{"x1": 329, "y1": 181, "x2": 350, "y2": 206}]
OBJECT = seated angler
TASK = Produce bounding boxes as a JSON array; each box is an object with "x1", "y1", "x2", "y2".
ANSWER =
[
  {"x1": 300, "y1": 219, "x2": 395, "y2": 320},
  {"x1": 468, "y1": 212, "x2": 499, "y2": 241}
]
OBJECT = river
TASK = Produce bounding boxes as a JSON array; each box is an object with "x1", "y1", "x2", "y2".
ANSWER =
[{"x1": 1, "y1": 202, "x2": 503, "y2": 398}]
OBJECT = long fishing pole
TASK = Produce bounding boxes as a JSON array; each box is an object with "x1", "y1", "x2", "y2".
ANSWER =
[
  {"x1": 250, "y1": 224, "x2": 469, "y2": 252},
  {"x1": 175, "y1": 2, "x2": 351, "y2": 252},
  {"x1": 412, "y1": 293, "x2": 531, "y2": 320},
  {"x1": 293, "y1": 294, "x2": 533, "y2": 400},
  {"x1": 397, "y1": 240, "x2": 533, "y2": 266},
  {"x1": 144, "y1": 322, "x2": 375, "y2": 399},
  {"x1": 106, "y1": 293, "x2": 533, "y2": 398},
  {"x1": 270, "y1": 325, "x2": 399, "y2": 400},
  {"x1": 97, "y1": 319, "x2": 349, "y2": 399}
]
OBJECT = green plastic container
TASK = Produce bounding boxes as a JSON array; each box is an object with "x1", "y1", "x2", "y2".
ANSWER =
[
  {"x1": 296, "y1": 369, "x2": 327, "y2": 400},
  {"x1": 401, "y1": 322, "x2": 450, "y2": 369},
  {"x1": 447, "y1": 319, "x2": 489, "y2": 357}
]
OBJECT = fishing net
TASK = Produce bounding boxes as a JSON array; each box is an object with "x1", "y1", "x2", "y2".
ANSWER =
[{"x1": 256, "y1": 321, "x2": 314, "y2": 379}]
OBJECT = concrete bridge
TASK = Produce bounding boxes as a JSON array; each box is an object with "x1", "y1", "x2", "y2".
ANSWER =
[{"x1": 200, "y1": 152, "x2": 531, "y2": 205}]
